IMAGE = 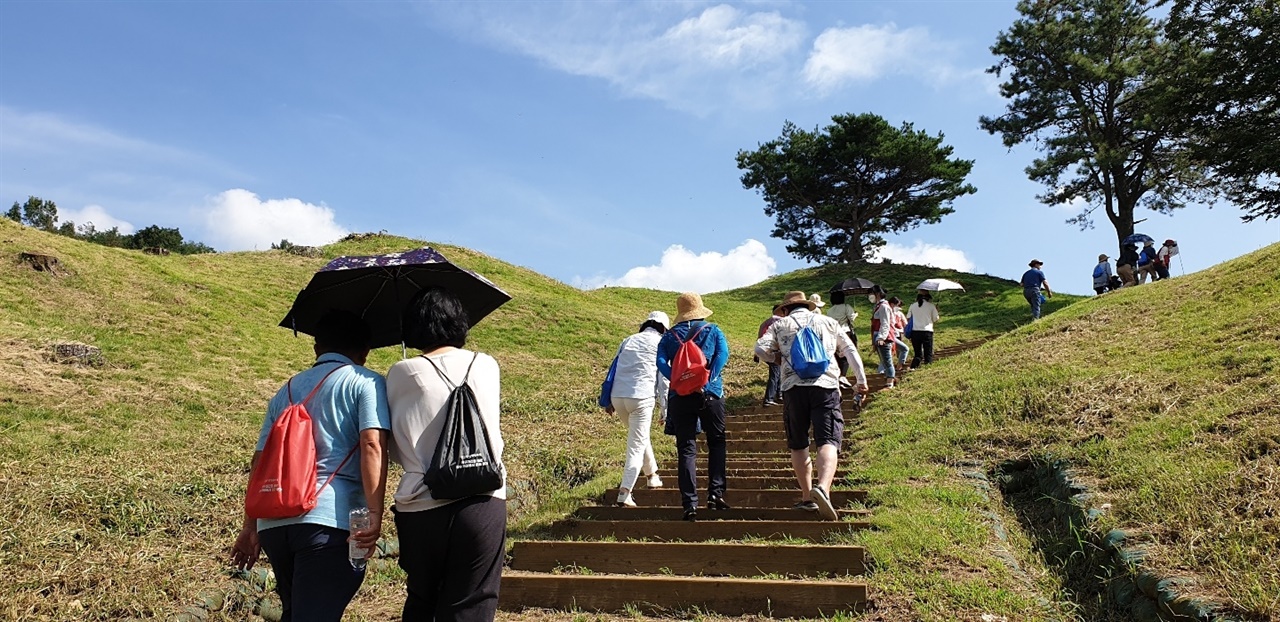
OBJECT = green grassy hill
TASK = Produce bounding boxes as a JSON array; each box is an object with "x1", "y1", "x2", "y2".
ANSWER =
[
  {"x1": 0, "y1": 218, "x2": 1047, "y2": 620},
  {"x1": 7, "y1": 215, "x2": 1275, "y2": 620}
]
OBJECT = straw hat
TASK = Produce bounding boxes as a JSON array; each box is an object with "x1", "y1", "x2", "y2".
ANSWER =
[
  {"x1": 673, "y1": 292, "x2": 713, "y2": 324},
  {"x1": 645, "y1": 311, "x2": 670, "y2": 330},
  {"x1": 773, "y1": 291, "x2": 817, "y2": 314},
  {"x1": 809, "y1": 293, "x2": 825, "y2": 308}
]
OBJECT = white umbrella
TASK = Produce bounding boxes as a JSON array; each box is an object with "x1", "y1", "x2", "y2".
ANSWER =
[{"x1": 916, "y1": 278, "x2": 965, "y2": 292}]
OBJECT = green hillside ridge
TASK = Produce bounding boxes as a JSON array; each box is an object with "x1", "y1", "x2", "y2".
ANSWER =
[
  {"x1": 7, "y1": 215, "x2": 1275, "y2": 620},
  {"x1": 0, "y1": 219, "x2": 1042, "y2": 620}
]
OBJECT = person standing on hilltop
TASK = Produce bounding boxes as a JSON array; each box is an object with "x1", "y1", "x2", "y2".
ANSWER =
[
  {"x1": 756, "y1": 308, "x2": 784, "y2": 407},
  {"x1": 1137, "y1": 240, "x2": 1161, "y2": 284},
  {"x1": 1020, "y1": 259, "x2": 1052, "y2": 319},
  {"x1": 1092, "y1": 254, "x2": 1114, "y2": 295},
  {"x1": 1156, "y1": 239, "x2": 1178, "y2": 280},
  {"x1": 231, "y1": 310, "x2": 391, "y2": 622},
  {"x1": 1117, "y1": 244, "x2": 1140, "y2": 287},
  {"x1": 755, "y1": 291, "x2": 867, "y2": 521},
  {"x1": 603, "y1": 311, "x2": 671, "y2": 508},
  {"x1": 657, "y1": 292, "x2": 731, "y2": 522}
]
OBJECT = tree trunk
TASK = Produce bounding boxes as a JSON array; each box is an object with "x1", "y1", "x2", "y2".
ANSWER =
[
  {"x1": 1109, "y1": 195, "x2": 1137, "y2": 254},
  {"x1": 843, "y1": 234, "x2": 867, "y2": 263}
]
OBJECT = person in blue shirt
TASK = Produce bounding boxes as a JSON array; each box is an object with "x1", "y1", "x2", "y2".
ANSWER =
[
  {"x1": 231, "y1": 310, "x2": 391, "y2": 622},
  {"x1": 1020, "y1": 259, "x2": 1053, "y2": 319},
  {"x1": 657, "y1": 292, "x2": 731, "y2": 521}
]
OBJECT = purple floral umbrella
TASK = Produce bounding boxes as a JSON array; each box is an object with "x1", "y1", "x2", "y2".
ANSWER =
[{"x1": 279, "y1": 247, "x2": 511, "y2": 349}]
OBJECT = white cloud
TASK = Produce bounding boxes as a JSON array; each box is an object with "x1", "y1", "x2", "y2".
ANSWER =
[
  {"x1": 576, "y1": 239, "x2": 777, "y2": 294},
  {"x1": 198, "y1": 189, "x2": 349, "y2": 251},
  {"x1": 802, "y1": 23, "x2": 986, "y2": 94},
  {"x1": 873, "y1": 241, "x2": 976, "y2": 272},
  {"x1": 438, "y1": 3, "x2": 806, "y2": 114},
  {"x1": 57, "y1": 204, "x2": 135, "y2": 234}
]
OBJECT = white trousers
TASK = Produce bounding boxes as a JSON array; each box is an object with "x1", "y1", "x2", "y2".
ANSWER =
[{"x1": 612, "y1": 396, "x2": 658, "y2": 491}]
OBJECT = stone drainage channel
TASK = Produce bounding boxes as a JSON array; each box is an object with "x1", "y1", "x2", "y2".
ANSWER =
[
  {"x1": 990, "y1": 458, "x2": 1248, "y2": 622},
  {"x1": 176, "y1": 340, "x2": 991, "y2": 620}
]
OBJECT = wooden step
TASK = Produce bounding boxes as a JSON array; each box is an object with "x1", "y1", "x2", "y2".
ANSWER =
[
  {"x1": 656, "y1": 468, "x2": 847, "y2": 478},
  {"x1": 550, "y1": 518, "x2": 869, "y2": 542},
  {"x1": 574, "y1": 505, "x2": 868, "y2": 522},
  {"x1": 661, "y1": 459, "x2": 805, "y2": 470},
  {"x1": 602, "y1": 488, "x2": 866, "y2": 508},
  {"x1": 509, "y1": 541, "x2": 865, "y2": 576},
  {"x1": 499, "y1": 572, "x2": 867, "y2": 617}
]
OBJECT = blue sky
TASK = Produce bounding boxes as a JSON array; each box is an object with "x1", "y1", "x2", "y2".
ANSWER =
[{"x1": 2, "y1": 1, "x2": 1275, "y2": 295}]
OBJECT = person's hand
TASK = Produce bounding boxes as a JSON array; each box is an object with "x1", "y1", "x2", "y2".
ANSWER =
[
  {"x1": 231, "y1": 525, "x2": 260, "y2": 570},
  {"x1": 857, "y1": 384, "x2": 869, "y2": 395},
  {"x1": 605, "y1": 405, "x2": 615, "y2": 415},
  {"x1": 349, "y1": 513, "x2": 383, "y2": 558}
]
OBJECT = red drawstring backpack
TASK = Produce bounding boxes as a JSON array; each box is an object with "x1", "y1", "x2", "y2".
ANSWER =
[
  {"x1": 669, "y1": 323, "x2": 711, "y2": 396},
  {"x1": 246, "y1": 364, "x2": 356, "y2": 520}
]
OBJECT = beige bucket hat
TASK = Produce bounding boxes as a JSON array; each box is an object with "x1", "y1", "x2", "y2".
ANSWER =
[
  {"x1": 773, "y1": 290, "x2": 817, "y2": 314},
  {"x1": 673, "y1": 292, "x2": 713, "y2": 324}
]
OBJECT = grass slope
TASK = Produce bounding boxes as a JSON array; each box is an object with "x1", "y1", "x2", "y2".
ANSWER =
[
  {"x1": 846, "y1": 242, "x2": 1280, "y2": 620},
  {"x1": 0, "y1": 218, "x2": 1062, "y2": 620}
]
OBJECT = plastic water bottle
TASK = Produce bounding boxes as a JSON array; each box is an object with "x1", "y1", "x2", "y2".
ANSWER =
[{"x1": 349, "y1": 507, "x2": 371, "y2": 571}]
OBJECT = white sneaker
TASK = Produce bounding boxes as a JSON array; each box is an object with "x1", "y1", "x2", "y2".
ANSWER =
[
  {"x1": 646, "y1": 473, "x2": 664, "y2": 489},
  {"x1": 615, "y1": 490, "x2": 636, "y2": 507}
]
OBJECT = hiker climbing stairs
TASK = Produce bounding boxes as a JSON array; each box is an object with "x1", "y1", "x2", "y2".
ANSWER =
[{"x1": 499, "y1": 338, "x2": 992, "y2": 617}]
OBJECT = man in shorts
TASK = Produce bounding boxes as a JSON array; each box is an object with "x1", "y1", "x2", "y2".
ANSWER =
[{"x1": 755, "y1": 291, "x2": 868, "y2": 521}]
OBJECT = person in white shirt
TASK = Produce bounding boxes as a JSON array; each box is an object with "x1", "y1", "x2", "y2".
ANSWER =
[
  {"x1": 386, "y1": 287, "x2": 506, "y2": 621},
  {"x1": 604, "y1": 311, "x2": 671, "y2": 507},
  {"x1": 755, "y1": 291, "x2": 867, "y2": 521},
  {"x1": 906, "y1": 291, "x2": 941, "y2": 368}
]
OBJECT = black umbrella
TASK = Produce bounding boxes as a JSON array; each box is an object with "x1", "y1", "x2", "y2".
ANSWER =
[
  {"x1": 279, "y1": 247, "x2": 511, "y2": 349},
  {"x1": 829, "y1": 277, "x2": 878, "y2": 295}
]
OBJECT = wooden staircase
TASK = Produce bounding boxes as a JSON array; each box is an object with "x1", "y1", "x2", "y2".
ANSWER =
[{"x1": 499, "y1": 337, "x2": 993, "y2": 617}]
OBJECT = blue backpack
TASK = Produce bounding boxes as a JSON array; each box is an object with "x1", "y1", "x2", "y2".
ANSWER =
[
  {"x1": 789, "y1": 316, "x2": 829, "y2": 379},
  {"x1": 1093, "y1": 263, "x2": 1106, "y2": 279}
]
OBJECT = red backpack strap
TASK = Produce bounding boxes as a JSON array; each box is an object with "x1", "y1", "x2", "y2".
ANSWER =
[
  {"x1": 301, "y1": 363, "x2": 356, "y2": 499},
  {"x1": 295, "y1": 363, "x2": 349, "y2": 406}
]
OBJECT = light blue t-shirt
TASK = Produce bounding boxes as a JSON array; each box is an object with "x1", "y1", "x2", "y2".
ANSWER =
[{"x1": 255, "y1": 353, "x2": 390, "y2": 533}]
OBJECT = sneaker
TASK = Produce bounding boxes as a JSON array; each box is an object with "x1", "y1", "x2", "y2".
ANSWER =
[
  {"x1": 763, "y1": 399, "x2": 781, "y2": 407},
  {"x1": 646, "y1": 473, "x2": 664, "y2": 489},
  {"x1": 811, "y1": 486, "x2": 839, "y2": 521},
  {"x1": 793, "y1": 500, "x2": 819, "y2": 512},
  {"x1": 883, "y1": 381, "x2": 895, "y2": 390},
  {"x1": 707, "y1": 495, "x2": 731, "y2": 510},
  {"x1": 683, "y1": 508, "x2": 698, "y2": 522},
  {"x1": 615, "y1": 490, "x2": 636, "y2": 508}
]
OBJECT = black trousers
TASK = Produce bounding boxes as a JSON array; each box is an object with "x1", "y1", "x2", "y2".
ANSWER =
[
  {"x1": 909, "y1": 330, "x2": 935, "y2": 368},
  {"x1": 258, "y1": 523, "x2": 364, "y2": 622},
  {"x1": 394, "y1": 495, "x2": 507, "y2": 622},
  {"x1": 670, "y1": 392, "x2": 727, "y2": 510}
]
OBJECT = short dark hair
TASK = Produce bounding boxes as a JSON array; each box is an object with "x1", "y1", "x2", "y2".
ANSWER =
[
  {"x1": 783, "y1": 303, "x2": 809, "y2": 314},
  {"x1": 639, "y1": 320, "x2": 666, "y2": 334},
  {"x1": 830, "y1": 290, "x2": 846, "y2": 305},
  {"x1": 402, "y1": 287, "x2": 469, "y2": 351},
  {"x1": 313, "y1": 309, "x2": 372, "y2": 352},
  {"x1": 888, "y1": 296, "x2": 902, "y2": 306}
]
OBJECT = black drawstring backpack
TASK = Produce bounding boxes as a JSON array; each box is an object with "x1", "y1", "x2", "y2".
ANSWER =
[{"x1": 422, "y1": 353, "x2": 505, "y2": 499}]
